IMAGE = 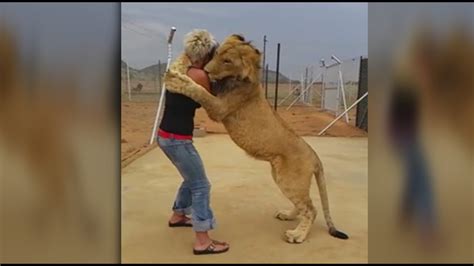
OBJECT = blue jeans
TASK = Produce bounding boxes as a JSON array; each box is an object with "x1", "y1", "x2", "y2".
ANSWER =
[
  {"x1": 400, "y1": 139, "x2": 436, "y2": 228},
  {"x1": 157, "y1": 136, "x2": 216, "y2": 232}
]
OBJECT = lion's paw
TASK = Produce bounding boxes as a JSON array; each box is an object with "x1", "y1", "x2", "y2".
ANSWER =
[
  {"x1": 275, "y1": 209, "x2": 297, "y2": 221},
  {"x1": 164, "y1": 71, "x2": 188, "y2": 93},
  {"x1": 285, "y1": 229, "x2": 306, "y2": 244}
]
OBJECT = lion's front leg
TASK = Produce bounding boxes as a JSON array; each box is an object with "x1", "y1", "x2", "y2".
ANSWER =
[
  {"x1": 163, "y1": 70, "x2": 200, "y2": 95},
  {"x1": 169, "y1": 53, "x2": 192, "y2": 74},
  {"x1": 164, "y1": 71, "x2": 229, "y2": 121}
]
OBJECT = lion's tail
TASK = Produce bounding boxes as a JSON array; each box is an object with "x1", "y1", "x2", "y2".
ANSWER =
[{"x1": 314, "y1": 165, "x2": 349, "y2": 240}]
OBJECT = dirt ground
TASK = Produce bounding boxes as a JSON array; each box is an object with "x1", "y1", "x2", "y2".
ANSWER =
[
  {"x1": 121, "y1": 100, "x2": 366, "y2": 167},
  {"x1": 121, "y1": 135, "x2": 368, "y2": 263}
]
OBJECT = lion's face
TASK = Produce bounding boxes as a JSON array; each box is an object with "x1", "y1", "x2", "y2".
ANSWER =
[{"x1": 204, "y1": 34, "x2": 261, "y2": 84}]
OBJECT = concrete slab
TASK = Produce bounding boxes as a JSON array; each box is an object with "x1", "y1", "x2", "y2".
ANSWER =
[{"x1": 122, "y1": 135, "x2": 368, "y2": 263}]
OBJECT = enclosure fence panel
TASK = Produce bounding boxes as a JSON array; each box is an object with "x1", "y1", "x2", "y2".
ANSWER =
[{"x1": 356, "y1": 57, "x2": 368, "y2": 131}]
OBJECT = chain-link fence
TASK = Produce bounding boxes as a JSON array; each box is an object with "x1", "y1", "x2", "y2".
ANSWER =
[
  {"x1": 263, "y1": 55, "x2": 365, "y2": 128},
  {"x1": 121, "y1": 59, "x2": 165, "y2": 103}
]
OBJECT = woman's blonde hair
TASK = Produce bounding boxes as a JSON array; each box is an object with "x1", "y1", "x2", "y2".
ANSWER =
[{"x1": 183, "y1": 29, "x2": 219, "y2": 64}]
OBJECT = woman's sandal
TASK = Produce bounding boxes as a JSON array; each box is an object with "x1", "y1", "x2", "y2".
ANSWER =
[
  {"x1": 168, "y1": 217, "x2": 193, "y2": 227},
  {"x1": 193, "y1": 240, "x2": 229, "y2": 255}
]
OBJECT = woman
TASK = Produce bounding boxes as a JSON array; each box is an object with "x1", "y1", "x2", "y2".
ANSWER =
[
  {"x1": 157, "y1": 29, "x2": 229, "y2": 255},
  {"x1": 387, "y1": 80, "x2": 438, "y2": 245}
]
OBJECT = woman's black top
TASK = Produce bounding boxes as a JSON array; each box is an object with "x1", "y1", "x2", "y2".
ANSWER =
[{"x1": 159, "y1": 88, "x2": 201, "y2": 136}]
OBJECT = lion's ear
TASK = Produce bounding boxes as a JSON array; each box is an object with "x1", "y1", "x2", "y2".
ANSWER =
[
  {"x1": 241, "y1": 57, "x2": 258, "y2": 84},
  {"x1": 231, "y1": 34, "x2": 245, "y2": 42}
]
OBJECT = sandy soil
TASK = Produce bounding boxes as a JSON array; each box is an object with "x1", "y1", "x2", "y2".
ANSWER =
[
  {"x1": 121, "y1": 135, "x2": 368, "y2": 263},
  {"x1": 121, "y1": 101, "x2": 367, "y2": 168}
]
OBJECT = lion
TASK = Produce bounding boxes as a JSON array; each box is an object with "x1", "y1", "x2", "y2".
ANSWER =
[
  {"x1": 163, "y1": 34, "x2": 348, "y2": 243},
  {"x1": 0, "y1": 25, "x2": 97, "y2": 238}
]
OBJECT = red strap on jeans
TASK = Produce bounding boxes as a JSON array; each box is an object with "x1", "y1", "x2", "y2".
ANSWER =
[{"x1": 158, "y1": 129, "x2": 193, "y2": 140}]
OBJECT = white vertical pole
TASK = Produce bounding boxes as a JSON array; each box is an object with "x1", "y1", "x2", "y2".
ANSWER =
[
  {"x1": 149, "y1": 27, "x2": 176, "y2": 145},
  {"x1": 301, "y1": 66, "x2": 309, "y2": 103},
  {"x1": 127, "y1": 62, "x2": 131, "y2": 101},
  {"x1": 336, "y1": 77, "x2": 340, "y2": 116},
  {"x1": 321, "y1": 66, "x2": 325, "y2": 110},
  {"x1": 339, "y1": 65, "x2": 350, "y2": 123},
  {"x1": 288, "y1": 74, "x2": 292, "y2": 99},
  {"x1": 300, "y1": 73, "x2": 304, "y2": 103},
  {"x1": 310, "y1": 67, "x2": 313, "y2": 103}
]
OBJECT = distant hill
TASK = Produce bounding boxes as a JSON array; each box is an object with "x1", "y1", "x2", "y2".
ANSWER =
[
  {"x1": 121, "y1": 60, "x2": 140, "y2": 79},
  {"x1": 122, "y1": 60, "x2": 294, "y2": 84},
  {"x1": 262, "y1": 69, "x2": 292, "y2": 83}
]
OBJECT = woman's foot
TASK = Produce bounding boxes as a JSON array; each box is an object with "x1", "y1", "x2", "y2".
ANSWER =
[
  {"x1": 168, "y1": 213, "x2": 192, "y2": 227},
  {"x1": 193, "y1": 239, "x2": 230, "y2": 255},
  {"x1": 194, "y1": 231, "x2": 229, "y2": 255}
]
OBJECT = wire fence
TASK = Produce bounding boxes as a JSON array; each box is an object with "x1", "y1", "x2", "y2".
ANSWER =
[
  {"x1": 121, "y1": 14, "x2": 168, "y2": 103},
  {"x1": 121, "y1": 60, "x2": 164, "y2": 102},
  {"x1": 121, "y1": 28, "x2": 368, "y2": 130}
]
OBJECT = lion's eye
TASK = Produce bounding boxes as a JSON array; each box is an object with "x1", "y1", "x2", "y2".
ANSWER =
[{"x1": 223, "y1": 59, "x2": 231, "y2": 64}]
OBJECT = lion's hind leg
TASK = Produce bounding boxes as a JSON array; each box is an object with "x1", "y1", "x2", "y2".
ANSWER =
[
  {"x1": 271, "y1": 160, "x2": 316, "y2": 243},
  {"x1": 271, "y1": 164, "x2": 299, "y2": 221}
]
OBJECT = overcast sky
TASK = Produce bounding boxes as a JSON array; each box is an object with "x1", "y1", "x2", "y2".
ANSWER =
[{"x1": 121, "y1": 3, "x2": 368, "y2": 79}]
